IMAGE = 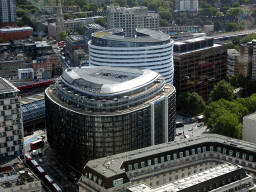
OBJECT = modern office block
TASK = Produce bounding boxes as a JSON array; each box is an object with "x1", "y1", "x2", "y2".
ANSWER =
[
  {"x1": 107, "y1": 6, "x2": 159, "y2": 37},
  {"x1": 243, "y1": 112, "x2": 256, "y2": 144},
  {"x1": 79, "y1": 134, "x2": 256, "y2": 192},
  {"x1": 0, "y1": 0, "x2": 17, "y2": 27},
  {"x1": 89, "y1": 28, "x2": 174, "y2": 84},
  {"x1": 0, "y1": 77, "x2": 24, "y2": 157},
  {"x1": 173, "y1": 37, "x2": 227, "y2": 100},
  {"x1": 45, "y1": 66, "x2": 176, "y2": 170}
]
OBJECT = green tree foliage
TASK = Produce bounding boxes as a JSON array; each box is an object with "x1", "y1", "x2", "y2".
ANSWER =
[
  {"x1": 233, "y1": 2, "x2": 240, "y2": 7},
  {"x1": 94, "y1": 16, "x2": 107, "y2": 27},
  {"x1": 160, "y1": 18, "x2": 168, "y2": 27},
  {"x1": 199, "y1": 7, "x2": 218, "y2": 16},
  {"x1": 227, "y1": 7, "x2": 245, "y2": 17},
  {"x1": 176, "y1": 92, "x2": 206, "y2": 115},
  {"x1": 192, "y1": 18, "x2": 203, "y2": 26},
  {"x1": 127, "y1": 0, "x2": 138, "y2": 7},
  {"x1": 226, "y1": 42, "x2": 240, "y2": 51},
  {"x1": 220, "y1": 7, "x2": 230, "y2": 15},
  {"x1": 201, "y1": 3, "x2": 211, "y2": 8},
  {"x1": 148, "y1": 1, "x2": 161, "y2": 11},
  {"x1": 245, "y1": 33, "x2": 256, "y2": 42},
  {"x1": 66, "y1": 29, "x2": 71, "y2": 34},
  {"x1": 214, "y1": 20, "x2": 223, "y2": 31},
  {"x1": 0, "y1": 38, "x2": 4, "y2": 43},
  {"x1": 204, "y1": 20, "x2": 213, "y2": 25},
  {"x1": 78, "y1": 12, "x2": 87, "y2": 18},
  {"x1": 160, "y1": 11, "x2": 172, "y2": 21},
  {"x1": 75, "y1": 0, "x2": 89, "y2": 9},
  {"x1": 216, "y1": 11, "x2": 222, "y2": 16},
  {"x1": 64, "y1": 14, "x2": 77, "y2": 20},
  {"x1": 59, "y1": 31, "x2": 66, "y2": 41},
  {"x1": 180, "y1": 13, "x2": 187, "y2": 25},
  {"x1": 17, "y1": 8, "x2": 26, "y2": 17},
  {"x1": 76, "y1": 25, "x2": 84, "y2": 35},
  {"x1": 113, "y1": 0, "x2": 127, "y2": 7},
  {"x1": 209, "y1": 80, "x2": 236, "y2": 102},
  {"x1": 175, "y1": 17, "x2": 182, "y2": 24},
  {"x1": 236, "y1": 94, "x2": 256, "y2": 113},
  {"x1": 225, "y1": 23, "x2": 239, "y2": 32},
  {"x1": 232, "y1": 36, "x2": 241, "y2": 45},
  {"x1": 88, "y1": 4, "x2": 98, "y2": 12}
]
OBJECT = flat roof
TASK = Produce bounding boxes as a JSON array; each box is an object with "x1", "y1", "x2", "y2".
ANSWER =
[
  {"x1": 92, "y1": 28, "x2": 171, "y2": 43},
  {"x1": 61, "y1": 66, "x2": 159, "y2": 95},
  {"x1": 21, "y1": 93, "x2": 45, "y2": 105},
  {"x1": 0, "y1": 77, "x2": 19, "y2": 94},
  {"x1": 85, "y1": 134, "x2": 256, "y2": 178},
  {"x1": 244, "y1": 112, "x2": 256, "y2": 121}
]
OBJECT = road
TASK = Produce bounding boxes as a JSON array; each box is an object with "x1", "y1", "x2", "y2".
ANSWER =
[{"x1": 24, "y1": 130, "x2": 79, "y2": 192}]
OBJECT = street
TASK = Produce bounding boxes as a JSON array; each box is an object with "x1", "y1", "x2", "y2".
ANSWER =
[{"x1": 24, "y1": 130, "x2": 79, "y2": 192}]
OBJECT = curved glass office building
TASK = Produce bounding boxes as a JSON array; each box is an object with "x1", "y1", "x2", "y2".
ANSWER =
[
  {"x1": 45, "y1": 66, "x2": 176, "y2": 170},
  {"x1": 89, "y1": 28, "x2": 174, "y2": 85}
]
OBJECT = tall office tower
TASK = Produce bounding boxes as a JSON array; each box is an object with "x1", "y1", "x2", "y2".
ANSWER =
[
  {"x1": 45, "y1": 66, "x2": 176, "y2": 170},
  {"x1": 55, "y1": 0, "x2": 64, "y2": 41},
  {"x1": 107, "y1": 6, "x2": 159, "y2": 37},
  {"x1": 174, "y1": 0, "x2": 198, "y2": 11},
  {"x1": 0, "y1": 77, "x2": 24, "y2": 157},
  {"x1": 240, "y1": 40, "x2": 256, "y2": 80},
  {"x1": 0, "y1": 0, "x2": 17, "y2": 27},
  {"x1": 173, "y1": 37, "x2": 227, "y2": 101},
  {"x1": 89, "y1": 28, "x2": 174, "y2": 85}
]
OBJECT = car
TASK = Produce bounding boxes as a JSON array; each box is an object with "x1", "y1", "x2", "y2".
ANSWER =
[
  {"x1": 176, "y1": 132, "x2": 182, "y2": 136},
  {"x1": 38, "y1": 159, "x2": 43, "y2": 164},
  {"x1": 188, "y1": 128, "x2": 193, "y2": 131}
]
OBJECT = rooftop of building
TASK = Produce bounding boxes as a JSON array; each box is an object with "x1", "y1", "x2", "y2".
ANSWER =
[
  {"x1": 21, "y1": 93, "x2": 44, "y2": 105},
  {"x1": 127, "y1": 163, "x2": 249, "y2": 192},
  {"x1": 84, "y1": 134, "x2": 256, "y2": 179},
  {"x1": 174, "y1": 37, "x2": 213, "y2": 45},
  {"x1": 0, "y1": 157, "x2": 40, "y2": 190},
  {"x1": 0, "y1": 77, "x2": 19, "y2": 94},
  {"x1": 61, "y1": 66, "x2": 159, "y2": 95},
  {"x1": 92, "y1": 28, "x2": 171, "y2": 43},
  {"x1": 86, "y1": 23, "x2": 105, "y2": 30},
  {"x1": 244, "y1": 112, "x2": 256, "y2": 121},
  {"x1": 67, "y1": 35, "x2": 87, "y2": 43},
  {"x1": 227, "y1": 49, "x2": 240, "y2": 55},
  {"x1": 0, "y1": 27, "x2": 33, "y2": 32}
]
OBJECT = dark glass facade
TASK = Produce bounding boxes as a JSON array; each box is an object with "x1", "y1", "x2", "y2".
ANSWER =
[{"x1": 45, "y1": 67, "x2": 176, "y2": 171}]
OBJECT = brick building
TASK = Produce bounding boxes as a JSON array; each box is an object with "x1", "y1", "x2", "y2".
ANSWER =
[
  {"x1": 33, "y1": 55, "x2": 59, "y2": 79},
  {"x1": 173, "y1": 37, "x2": 227, "y2": 101},
  {"x1": 0, "y1": 27, "x2": 33, "y2": 42}
]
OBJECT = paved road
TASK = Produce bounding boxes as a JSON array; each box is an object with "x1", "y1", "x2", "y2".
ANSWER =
[{"x1": 24, "y1": 130, "x2": 79, "y2": 192}]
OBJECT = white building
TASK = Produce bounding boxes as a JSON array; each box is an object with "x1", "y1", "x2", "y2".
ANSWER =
[
  {"x1": 89, "y1": 28, "x2": 174, "y2": 84},
  {"x1": 175, "y1": 0, "x2": 198, "y2": 11},
  {"x1": 243, "y1": 112, "x2": 256, "y2": 144},
  {"x1": 0, "y1": 77, "x2": 24, "y2": 157},
  {"x1": 227, "y1": 49, "x2": 240, "y2": 76},
  {"x1": 18, "y1": 68, "x2": 34, "y2": 80},
  {"x1": 78, "y1": 134, "x2": 256, "y2": 192},
  {"x1": 107, "y1": 6, "x2": 159, "y2": 37}
]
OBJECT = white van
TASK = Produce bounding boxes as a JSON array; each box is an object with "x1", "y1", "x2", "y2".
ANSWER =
[{"x1": 32, "y1": 150, "x2": 37, "y2": 156}]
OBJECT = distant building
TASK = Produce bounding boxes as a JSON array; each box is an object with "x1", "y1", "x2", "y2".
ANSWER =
[
  {"x1": 243, "y1": 112, "x2": 256, "y2": 144},
  {"x1": 160, "y1": 25, "x2": 201, "y2": 34},
  {"x1": 0, "y1": 57, "x2": 33, "y2": 79},
  {"x1": 227, "y1": 49, "x2": 241, "y2": 76},
  {"x1": 65, "y1": 35, "x2": 88, "y2": 64},
  {"x1": 0, "y1": 27, "x2": 33, "y2": 42},
  {"x1": 173, "y1": 37, "x2": 227, "y2": 100},
  {"x1": 43, "y1": 5, "x2": 80, "y2": 15},
  {"x1": 240, "y1": 40, "x2": 256, "y2": 80},
  {"x1": 78, "y1": 134, "x2": 256, "y2": 192},
  {"x1": 0, "y1": 157, "x2": 42, "y2": 192},
  {"x1": 55, "y1": 0, "x2": 64, "y2": 41},
  {"x1": 0, "y1": 77, "x2": 24, "y2": 157},
  {"x1": 88, "y1": 0, "x2": 107, "y2": 6},
  {"x1": 174, "y1": 0, "x2": 198, "y2": 11},
  {"x1": 84, "y1": 23, "x2": 105, "y2": 40},
  {"x1": 18, "y1": 68, "x2": 34, "y2": 80},
  {"x1": 45, "y1": 66, "x2": 176, "y2": 171},
  {"x1": 107, "y1": 6, "x2": 159, "y2": 37},
  {"x1": 0, "y1": 0, "x2": 17, "y2": 27},
  {"x1": 73, "y1": 49, "x2": 87, "y2": 66}
]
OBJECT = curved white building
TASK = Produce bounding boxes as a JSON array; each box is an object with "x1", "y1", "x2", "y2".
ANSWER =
[{"x1": 89, "y1": 28, "x2": 174, "y2": 84}]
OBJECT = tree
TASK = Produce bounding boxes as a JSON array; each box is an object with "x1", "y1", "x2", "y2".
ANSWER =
[
  {"x1": 227, "y1": 7, "x2": 244, "y2": 17},
  {"x1": 78, "y1": 12, "x2": 87, "y2": 18},
  {"x1": 239, "y1": 20, "x2": 246, "y2": 30},
  {"x1": 214, "y1": 20, "x2": 223, "y2": 31},
  {"x1": 0, "y1": 38, "x2": 4, "y2": 43},
  {"x1": 221, "y1": 7, "x2": 230, "y2": 15},
  {"x1": 88, "y1": 4, "x2": 98, "y2": 12},
  {"x1": 148, "y1": 1, "x2": 161, "y2": 11},
  {"x1": 175, "y1": 17, "x2": 182, "y2": 24},
  {"x1": 66, "y1": 29, "x2": 71, "y2": 35},
  {"x1": 160, "y1": 18, "x2": 168, "y2": 27},
  {"x1": 216, "y1": 11, "x2": 222, "y2": 16},
  {"x1": 192, "y1": 18, "x2": 203, "y2": 26},
  {"x1": 17, "y1": 8, "x2": 26, "y2": 17},
  {"x1": 94, "y1": 16, "x2": 107, "y2": 27},
  {"x1": 76, "y1": 25, "x2": 84, "y2": 35},
  {"x1": 225, "y1": 23, "x2": 239, "y2": 32},
  {"x1": 209, "y1": 80, "x2": 236, "y2": 102},
  {"x1": 59, "y1": 31, "x2": 66, "y2": 41},
  {"x1": 204, "y1": 20, "x2": 213, "y2": 25},
  {"x1": 75, "y1": 0, "x2": 88, "y2": 9},
  {"x1": 232, "y1": 36, "x2": 241, "y2": 45},
  {"x1": 127, "y1": 0, "x2": 138, "y2": 7},
  {"x1": 245, "y1": 33, "x2": 256, "y2": 42},
  {"x1": 233, "y1": 2, "x2": 240, "y2": 7},
  {"x1": 176, "y1": 92, "x2": 206, "y2": 115},
  {"x1": 160, "y1": 11, "x2": 172, "y2": 21}
]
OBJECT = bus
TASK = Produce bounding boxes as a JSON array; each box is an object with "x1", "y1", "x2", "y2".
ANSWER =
[
  {"x1": 36, "y1": 166, "x2": 46, "y2": 179},
  {"x1": 30, "y1": 140, "x2": 44, "y2": 150},
  {"x1": 43, "y1": 175, "x2": 54, "y2": 189},
  {"x1": 52, "y1": 183, "x2": 63, "y2": 192},
  {"x1": 25, "y1": 153, "x2": 33, "y2": 162}
]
